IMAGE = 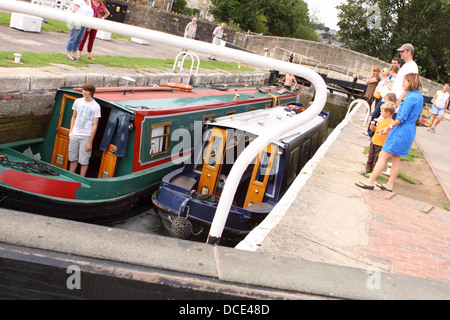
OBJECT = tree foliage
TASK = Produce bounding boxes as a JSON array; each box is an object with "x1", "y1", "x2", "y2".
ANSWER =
[
  {"x1": 337, "y1": 0, "x2": 449, "y2": 83},
  {"x1": 209, "y1": 0, "x2": 319, "y2": 41},
  {"x1": 172, "y1": 0, "x2": 188, "y2": 14}
]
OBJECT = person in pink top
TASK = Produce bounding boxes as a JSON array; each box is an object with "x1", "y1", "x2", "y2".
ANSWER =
[{"x1": 77, "y1": 0, "x2": 110, "y2": 61}]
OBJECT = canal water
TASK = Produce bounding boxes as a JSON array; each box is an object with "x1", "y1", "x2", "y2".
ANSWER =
[{"x1": 111, "y1": 207, "x2": 166, "y2": 236}]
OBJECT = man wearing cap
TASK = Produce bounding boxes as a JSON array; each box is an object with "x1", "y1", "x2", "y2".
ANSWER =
[{"x1": 391, "y1": 43, "x2": 419, "y2": 111}]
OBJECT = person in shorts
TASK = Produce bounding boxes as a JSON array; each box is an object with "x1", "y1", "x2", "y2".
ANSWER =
[
  {"x1": 69, "y1": 82, "x2": 101, "y2": 176},
  {"x1": 428, "y1": 83, "x2": 449, "y2": 133}
]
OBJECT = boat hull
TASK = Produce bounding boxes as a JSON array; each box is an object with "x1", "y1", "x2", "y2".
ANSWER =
[
  {"x1": 0, "y1": 182, "x2": 158, "y2": 224},
  {"x1": 155, "y1": 205, "x2": 249, "y2": 247},
  {"x1": 151, "y1": 185, "x2": 267, "y2": 247}
]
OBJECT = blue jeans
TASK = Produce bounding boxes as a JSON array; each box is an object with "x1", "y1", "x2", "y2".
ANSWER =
[
  {"x1": 66, "y1": 26, "x2": 86, "y2": 53},
  {"x1": 99, "y1": 108, "x2": 132, "y2": 158},
  {"x1": 367, "y1": 98, "x2": 383, "y2": 138}
]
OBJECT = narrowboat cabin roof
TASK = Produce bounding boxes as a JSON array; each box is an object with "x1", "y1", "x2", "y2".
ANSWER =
[
  {"x1": 63, "y1": 85, "x2": 294, "y2": 113},
  {"x1": 204, "y1": 106, "x2": 328, "y2": 146}
]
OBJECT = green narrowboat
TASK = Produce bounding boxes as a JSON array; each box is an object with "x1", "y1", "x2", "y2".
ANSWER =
[{"x1": 0, "y1": 83, "x2": 299, "y2": 223}]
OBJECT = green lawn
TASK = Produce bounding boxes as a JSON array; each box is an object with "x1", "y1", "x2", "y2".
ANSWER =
[{"x1": 0, "y1": 12, "x2": 254, "y2": 72}]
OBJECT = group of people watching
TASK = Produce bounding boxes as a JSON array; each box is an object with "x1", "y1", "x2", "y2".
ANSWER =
[{"x1": 357, "y1": 43, "x2": 449, "y2": 193}]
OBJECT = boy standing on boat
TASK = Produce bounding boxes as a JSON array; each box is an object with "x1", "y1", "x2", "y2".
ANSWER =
[{"x1": 69, "y1": 82, "x2": 101, "y2": 177}]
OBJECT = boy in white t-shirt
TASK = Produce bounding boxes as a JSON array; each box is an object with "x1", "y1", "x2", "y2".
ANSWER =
[
  {"x1": 428, "y1": 83, "x2": 449, "y2": 133},
  {"x1": 69, "y1": 82, "x2": 101, "y2": 176}
]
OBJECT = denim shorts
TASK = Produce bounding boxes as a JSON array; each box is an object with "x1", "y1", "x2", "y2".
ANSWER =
[
  {"x1": 69, "y1": 134, "x2": 92, "y2": 165},
  {"x1": 431, "y1": 105, "x2": 445, "y2": 116}
]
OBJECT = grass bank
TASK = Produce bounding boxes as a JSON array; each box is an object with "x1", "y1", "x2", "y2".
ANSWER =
[{"x1": 0, "y1": 12, "x2": 253, "y2": 73}]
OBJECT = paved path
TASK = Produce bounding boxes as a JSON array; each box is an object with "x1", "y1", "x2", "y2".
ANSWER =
[
  {"x1": 416, "y1": 116, "x2": 450, "y2": 201},
  {"x1": 245, "y1": 106, "x2": 450, "y2": 283}
]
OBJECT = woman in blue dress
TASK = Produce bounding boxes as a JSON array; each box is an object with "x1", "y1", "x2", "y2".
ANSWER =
[{"x1": 356, "y1": 73, "x2": 423, "y2": 192}]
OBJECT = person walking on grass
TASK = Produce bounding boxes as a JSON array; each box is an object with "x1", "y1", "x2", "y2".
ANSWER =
[{"x1": 208, "y1": 23, "x2": 226, "y2": 61}]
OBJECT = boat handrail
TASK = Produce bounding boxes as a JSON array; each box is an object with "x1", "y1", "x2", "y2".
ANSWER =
[{"x1": 1, "y1": 0, "x2": 327, "y2": 246}]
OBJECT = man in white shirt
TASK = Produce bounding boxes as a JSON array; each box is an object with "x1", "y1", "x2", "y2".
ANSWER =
[
  {"x1": 208, "y1": 23, "x2": 226, "y2": 61},
  {"x1": 391, "y1": 43, "x2": 419, "y2": 111},
  {"x1": 428, "y1": 83, "x2": 449, "y2": 133}
]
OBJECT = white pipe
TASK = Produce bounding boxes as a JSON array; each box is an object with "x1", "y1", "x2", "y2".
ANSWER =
[{"x1": 1, "y1": 0, "x2": 328, "y2": 245}]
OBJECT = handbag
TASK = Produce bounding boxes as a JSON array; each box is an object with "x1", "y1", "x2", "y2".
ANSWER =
[{"x1": 373, "y1": 91, "x2": 381, "y2": 99}]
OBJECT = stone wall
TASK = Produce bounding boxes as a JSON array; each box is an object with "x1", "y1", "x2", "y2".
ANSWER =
[
  {"x1": 105, "y1": 0, "x2": 235, "y2": 43},
  {"x1": 236, "y1": 34, "x2": 441, "y2": 97},
  {"x1": 0, "y1": 71, "x2": 270, "y2": 144}
]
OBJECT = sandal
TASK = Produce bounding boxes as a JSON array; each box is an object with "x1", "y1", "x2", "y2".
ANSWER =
[
  {"x1": 87, "y1": 56, "x2": 96, "y2": 61},
  {"x1": 360, "y1": 170, "x2": 371, "y2": 178},
  {"x1": 355, "y1": 182, "x2": 374, "y2": 190},
  {"x1": 376, "y1": 183, "x2": 392, "y2": 192}
]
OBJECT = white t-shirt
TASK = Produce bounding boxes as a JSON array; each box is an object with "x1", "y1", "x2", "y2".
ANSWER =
[
  {"x1": 434, "y1": 90, "x2": 449, "y2": 108},
  {"x1": 71, "y1": 98, "x2": 101, "y2": 137},
  {"x1": 391, "y1": 60, "x2": 418, "y2": 99},
  {"x1": 73, "y1": 0, "x2": 94, "y2": 17},
  {"x1": 213, "y1": 26, "x2": 224, "y2": 40},
  {"x1": 212, "y1": 26, "x2": 224, "y2": 46}
]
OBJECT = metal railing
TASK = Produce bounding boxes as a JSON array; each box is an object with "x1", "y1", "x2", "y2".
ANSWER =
[
  {"x1": 31, "y1": 0, "x2": 71, "y2": 11},
  {"x1": 173, "y1": 52, "x2": 200, "y2": 77},
  {"x1": 265, "y1": 46, "x2": 322, "y2": 72}
]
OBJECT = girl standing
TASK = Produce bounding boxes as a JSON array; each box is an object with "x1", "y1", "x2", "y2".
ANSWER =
[
  {"x1": 77, "y1": 0, "x2": 110, "y2": 60},
  {"x1": 66, "y1": 0, "x2": 94, "y2": 61}
]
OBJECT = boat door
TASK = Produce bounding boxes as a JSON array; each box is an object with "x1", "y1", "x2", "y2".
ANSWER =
[
  {"x1": 197, "y1": 127, "x2": 227, "y2": 196},
  {"x1": 51, "y1": 94, "x2": 77, "y2": 169},
  {"x1": 98, "y1": 144, "x2": 117, "y2": 178},
  {"x1": 243, "y1": 144, "x2": 277, "y2": 208}
]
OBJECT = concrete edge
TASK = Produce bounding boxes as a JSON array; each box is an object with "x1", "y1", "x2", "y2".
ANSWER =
[{"x1": 0, "y1": 208, "x2": 448, "y2": 300}]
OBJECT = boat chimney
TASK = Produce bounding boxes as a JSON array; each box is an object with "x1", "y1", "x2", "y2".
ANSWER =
[{"x1": 121, "y1": 76, "x2": 136, "y2": 95}]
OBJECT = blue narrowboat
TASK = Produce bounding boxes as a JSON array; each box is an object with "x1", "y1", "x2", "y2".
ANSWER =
[{"x1": 152, "y1": 104, "x2": 329, "y2": 245}]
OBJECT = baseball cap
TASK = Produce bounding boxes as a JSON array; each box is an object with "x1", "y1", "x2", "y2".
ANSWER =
[{"x1": 397, "y1": 43, "x2": 415, "y2": 52}]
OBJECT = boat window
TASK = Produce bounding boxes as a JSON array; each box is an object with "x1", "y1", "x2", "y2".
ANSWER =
[
  {"x1": 265, "y1": 151, "x2": 280, "y2": 197},
  {"x1": 194, "y1": 129, "x2": 212, "y2": 172},
  {"x1": 149, "y1": 122, "x2": 171, "y2": 157},
  {"x1": 207, "y1": 136, "x2": 222, "y2": 168},
  {"x1": 300, "y1": 139, "x2": 310, "y2": 169},
  {"x1": 203, "y1": 114, "x2": 215, "y2": 123},
  {"x1": 226, "y1": 110, "x2": 236, "y2": 116},
  {"x1": 255, "y1": 151, "x2": 271, "y2": 183},
  {"x1": 287, "y1": 147, "x2": 300, "y2": 184},
  {"x1": 312, "y1": 133, "x2": 318, "y2": 154}
]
